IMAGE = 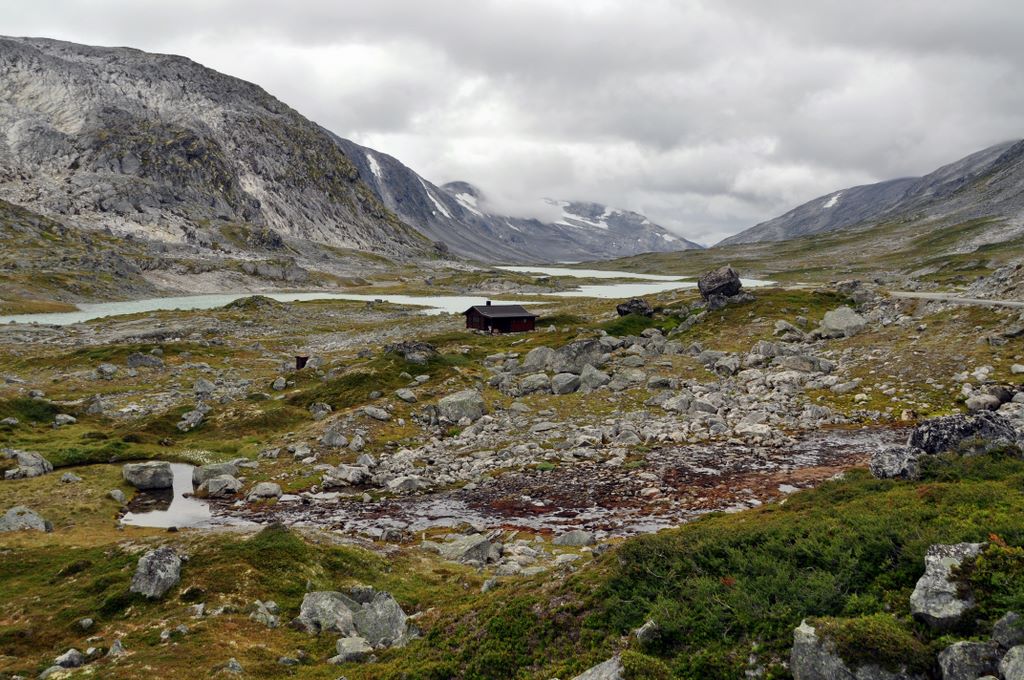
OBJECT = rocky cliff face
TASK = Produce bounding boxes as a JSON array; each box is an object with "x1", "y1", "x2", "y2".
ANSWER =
[
  {"x1": 721, "y1": 140, "x2": 1024, "y2": 246},
  {"x1": 336, "y1": 138, "x2": 703, "y2": 263},
  {"x1": 0, "y1": 37, "x2": 427, "y2": 257},
  {"x1": 0, "y1": 36, "x2": 702, "y2": 266}
]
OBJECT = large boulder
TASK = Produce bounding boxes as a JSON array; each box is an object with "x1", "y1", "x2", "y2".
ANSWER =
[
  {"x1": 908, "y1": 412, "x2": 1020, "y2": 456},
  {"x1": 192, "y1": 462, "x2": 239, "y2": 486},
  {"x1": 551, "y1": 373, "x2": 582, "y2": 395},
  {"x1": 0, "y1": 506, "x2": 52, "y2": 532},
  {"x1": 580, "y1": 364, "x2": 611, "y2": 390},
  {"x1": 1001, "y1": 646, "x2": 1024, "y2": 680},
  {"x1": 572, "y1": 656, "x2": 624, "y2": 680},
  {"x1": 385, "y1": 340, "x2": 438, "y2": 365},
  {"x1": 292, "y1": 588, "x2": 414, "y2": 647},
  {"x1": 615, "y1": 298, "x2": 653, "y2": 317},
  {"x1": 130, "y1": 547, "x2": 182, "y2": 599},
  {"x1": 329, "y1": 636, "x2": 373, "y2": 664},
  {"x1": 438, "y1": 534, "x2": 500, "y2": 564},
  {"x1": 521, "y1": 346, "x2": 556, "y2": 373},
  {"x1": 937, "y1": 641, "x2": 1001, "y2": 680},
  {"x1": 698, "y1": 266, "x2": 742, "y2": 300},
  {"x1": 553, "y1": 530, "x2": 596, "y2": 547},
  {"x1": 122, "y1": 461, "x2": 174, "y2": 490},
  {"x1": 910, "y1": 542, "x2": 985, "y2": 629},
  {"x1": 126, "y1": 352, "x2": 164, "y2": 369},
  {"x1": 993, "y1": 612, "x2": 1024, "y2": 648},
  {"x1": 550, "y1": 339, "x2": 606, "y2": 375},
  {"x1": 869, "y1": 446, "x2": 922, "y2": 480},
  {"x1": 247, "y1": 482, "x2": 282, "y2": 501},
  {"x1": 818, "y1": 307, "x2": 868, "y2": 338},
  {"x1": 2, "y1": 449, "x2": 53, "y2": 479},
  {"x1": 348, "y1": 587, "x2": 414, "y2": 648},
  {"x1": 437, "y1": 390, "x2": 486, "y2": 423},
  {"x1": 790, "y1": 620, "x2": 924, "y2": 680},
  {"x1": 196, "y1": 475, "x2": 242, "y2": 498},
  {"x1": 292, "y1": 591, "x2": 359, "y2": 635},
  {"x1": 322, "y1": 464, "x2": 371, "y2": 488}
]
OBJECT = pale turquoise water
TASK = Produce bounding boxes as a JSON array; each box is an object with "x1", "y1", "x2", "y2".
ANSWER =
[{"x1": 0, "y1": 266, "x2": 772, "y2": 326}]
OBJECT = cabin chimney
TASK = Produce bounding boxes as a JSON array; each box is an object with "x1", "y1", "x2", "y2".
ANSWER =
[{"x1": 486, "y1": 300, "x2": 492, "y2": 306}]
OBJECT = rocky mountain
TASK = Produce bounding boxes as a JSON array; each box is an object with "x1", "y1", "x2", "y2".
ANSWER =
[
  {"x1": 0, "y1": 36, "x2": 700, "y2": 267},
  {"x1": 0, "y1": 36, "x2": 428, "y2": 257},
  {"x1": 721, "y1": 140, "x2": 1024, "y2": 245},
  {"x1": 335, "y1": 137, "x2": 703, "y2": 262}
]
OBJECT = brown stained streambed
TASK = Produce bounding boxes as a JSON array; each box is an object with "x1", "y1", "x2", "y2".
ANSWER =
[{"x1": 224, "y1": 426, "x2": 906, "y2": 539}]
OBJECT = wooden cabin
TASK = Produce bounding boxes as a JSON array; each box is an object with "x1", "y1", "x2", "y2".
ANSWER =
[{"x1": 463, "y1": 301, "x2": 538, "y2": 333}]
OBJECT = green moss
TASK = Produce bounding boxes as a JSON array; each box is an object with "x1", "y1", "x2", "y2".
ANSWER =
[
  {"x1": 814, "y1": 614, "x2": 932, "y2": 674},
  {"x1": 622, "y1": 651, "x2": 672, "y2": 680},
  {"x1": 0, "y1": 398, "x2": 61, "y2": 424}
]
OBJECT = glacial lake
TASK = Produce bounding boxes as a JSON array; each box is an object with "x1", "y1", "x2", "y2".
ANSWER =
[{"x1": 0, "y1": 265, "x2": 772, "y2": 326}]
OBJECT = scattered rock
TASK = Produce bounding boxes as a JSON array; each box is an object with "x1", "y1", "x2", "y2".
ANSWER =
[
  {"x1": 54, "y1": 648, "x2": 85, "y2": 668},
  {"x1": 250, "y1": 600, "x2": 280, "y2": 628},
  {"x1": 193, "y1": 378, "x2": 216, "y2": 395},
  {"x1": 551, "y1": 373, "x2": 582, "y2": 395},
  {"x1": 1000, "y1": 645, "x2": 1024, "y2": 680},
  {"x1": 395, "y1": 388, "x2": 417, "y2": 403},
  {"x1": 247, "y1": 482, "x2": 282, "y2": 501},
  {"x1": 993, "y1": 612, "x2": 1024, "y2": 649},
  {"x1": 437, "y1": 389, "x2": 486, "y2": 423},
  {"x1": 192, "y1": 462, "x2": 239, "y2": 486},
  {"x1": 329, "y1": 636, "x2": 373, "y2": 664},
  {"x1": 196, "y1": 475, "x2": 242, "y2": 498},
  {"x1": 2, "y1": 449, "x2": 53, "y2": 479},
  {"x1": 292, "y1": 588, "x2": 414, "y2": 647},
  {"x1": 910, "y1": 542, "x2": 985, "y2": 629},
  {"x1": 572, "y1": 655, "x2": 624, "y2": 680},
  {"x1": 790, "y1": 619, "x2": 922, "y2": 680},
  {"x1": 869, "y1": 446, "x2": 921, "y2": 480},
  {"x1": 60, "y1": 472, "x2": 82, "y2": 484},
  {"x1": 129, "y1": 546, "x2": 182, "y2": 599},
  {"x1": 438, "y1": 534, "x2": 500, "y2": 564},
  {"x1": 553, "y1": 530, "x2": 596, "y2": 547},
  {"x1": 937, "y1": 641, "x2": 1001, "y2": 680},
  {"x1": 53, "y1": 413, "x2": 76, "y2": 427},
  {"x1": 615, "y1": 298, "x2": 653, "y2": 317},
  {"x1": 580, "y1": 364, "x2": 611, "y2": 389},
  {"x1": 363, "y1": 405, "x2": 391, "y2": 421},
  {"x1": 292, "y1": 591, "x2": 359, "y2": 635},
  {"x1": 0, "y1": 505, "x2": 52, "y2": 532},
  {"x1": 309, "y1": 402, "x2": 333, "y2": 421},
  {"x1": 385, "y1": 340, "x2": 438, "y2": 365},
  {"x1": 818, "y1": 306, "x2": 868, "y2": 338},
  {"x1": 127, "y1": 352, "x2": 164, "y2": 369},
  {"x1": 321, "y1": 425, "x2": 349, "y2": 448},
  {"x1": 108, "y1": 489, "x2": 127, "y2": 504},
  {"x1": 550, "y1": 339, "x2": 606, "y2": 374}
]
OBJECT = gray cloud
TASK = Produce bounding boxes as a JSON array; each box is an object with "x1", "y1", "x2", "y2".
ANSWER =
[{"x1": 5, "y1": 0, "x2": 1023, "y2": 244}]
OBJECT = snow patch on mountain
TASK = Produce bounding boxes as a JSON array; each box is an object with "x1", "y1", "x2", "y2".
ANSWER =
[
  {"x1": 366, "y1": 153, "x2": 384, "y2": 181},
  {"x1": 454, "y1": 192, "x2": 484, "y2": 216},
  {"x1": 419, "y1": 179, "x2": 452, "y2": 219}
]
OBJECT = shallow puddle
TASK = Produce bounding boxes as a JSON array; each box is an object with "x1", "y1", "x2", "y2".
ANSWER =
[{"x1": 121, "y1": 463, "x2": 224, "y2": 528}]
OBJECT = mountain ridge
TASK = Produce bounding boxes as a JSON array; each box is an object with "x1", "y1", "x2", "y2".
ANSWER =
[
  {"x1": 334, "y1": 136, "x2": 703, "y2": 262},
  {"x1": 0, "y1": 35, "x2": 701, "y2": 265},
  {"x1": 720, "y1": 139, "x2": 1024, "y2": 246}
]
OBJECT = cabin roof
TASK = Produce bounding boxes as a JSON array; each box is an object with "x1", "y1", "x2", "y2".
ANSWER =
[{"x1": 463, "y1": 304, "x2": 538, "y2": 319}]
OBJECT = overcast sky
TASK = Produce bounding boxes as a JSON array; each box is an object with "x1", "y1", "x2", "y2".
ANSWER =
[{"x1": 6, "y1": 1, "x2": 1024, "y2": 244}]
